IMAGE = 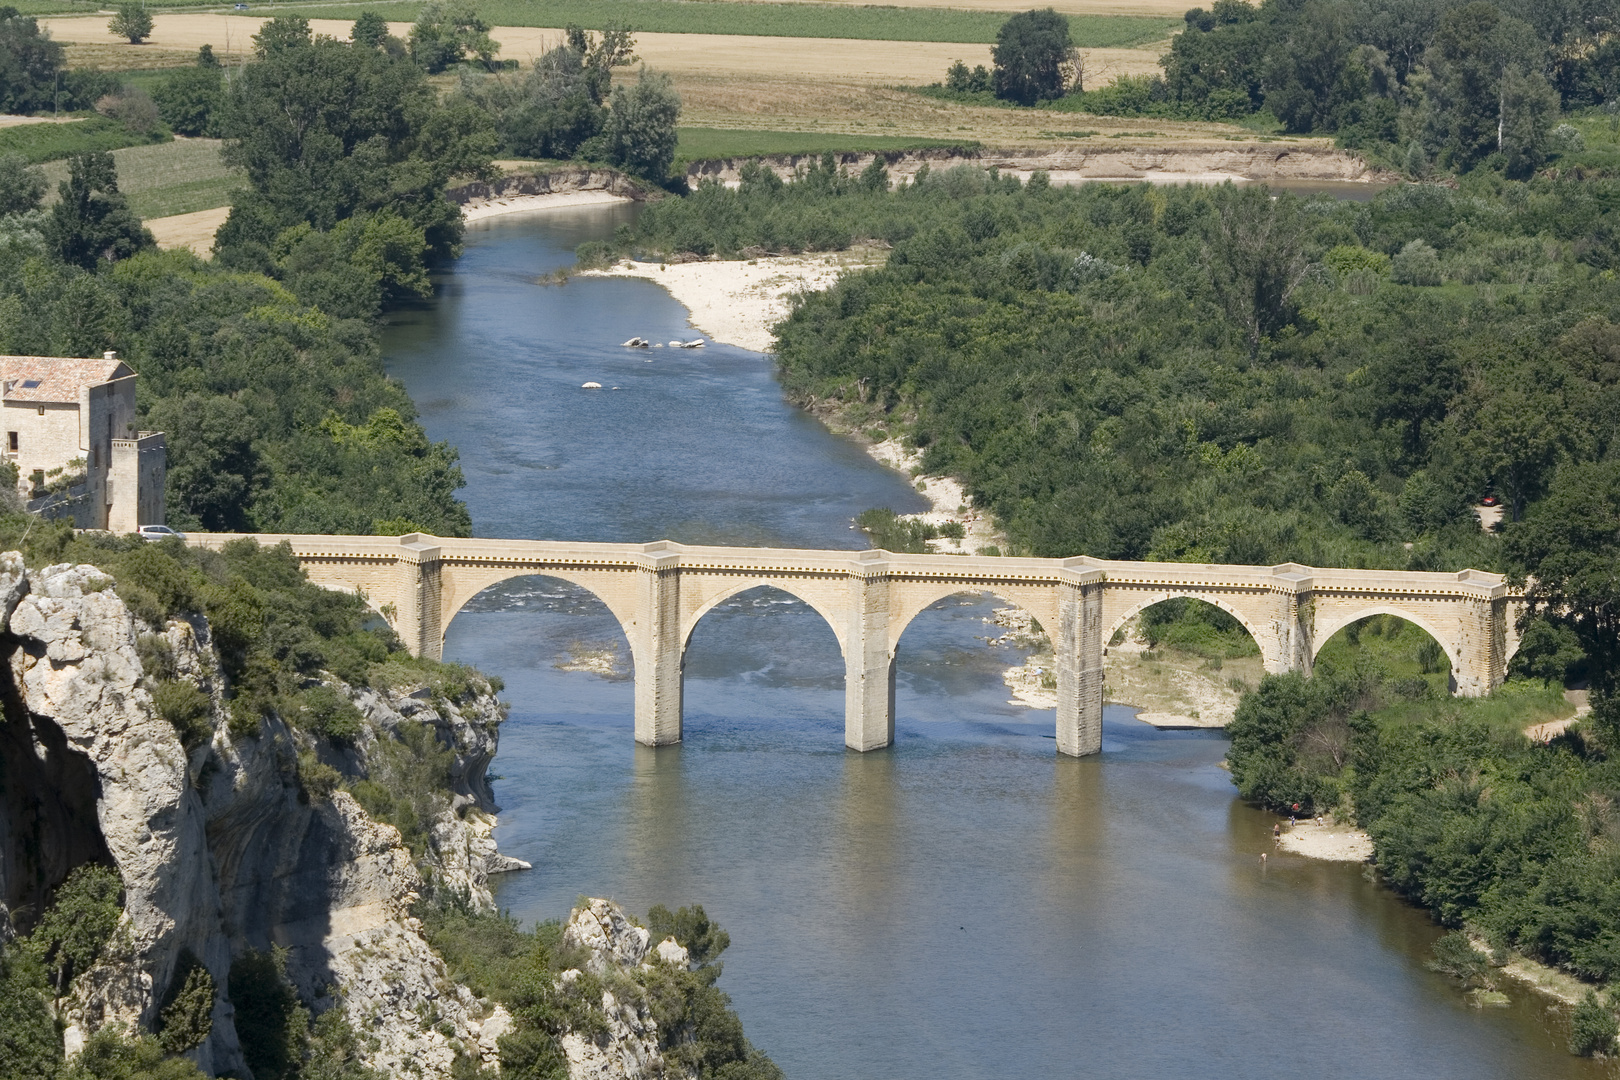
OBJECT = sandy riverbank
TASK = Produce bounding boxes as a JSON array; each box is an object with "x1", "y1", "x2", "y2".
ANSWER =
[
  {"x1": 1276, "y1": 818, "x2": 1374, "y2": 861},
  {"x1": 580, "y1": 250, "x2": 884, "y2": 353},
  {"x1": 464, "y1": 191, "x2": 632, "y2": 222}
]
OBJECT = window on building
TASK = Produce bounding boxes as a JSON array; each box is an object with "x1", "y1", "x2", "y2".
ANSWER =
[{"x1": 6, "y1": 432, "x2": 15, "y2": 452}]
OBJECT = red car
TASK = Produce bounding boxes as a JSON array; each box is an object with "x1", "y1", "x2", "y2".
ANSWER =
[{"x1": 1480, "y1": 495, "x2": 1498, "y2": 506}]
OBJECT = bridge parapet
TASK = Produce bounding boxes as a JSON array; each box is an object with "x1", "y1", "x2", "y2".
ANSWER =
[{"x1": 185, "y1": 534, "x2": 1522, "y2": 756}]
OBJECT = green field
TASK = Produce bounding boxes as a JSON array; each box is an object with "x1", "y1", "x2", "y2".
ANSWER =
[
  {"x1": 676, "y1": 126, "x2": 976, "y2": 162},
  {"x1": 0, "y1": 116, "x2": 167, "y2": 164},
  {"x1": 39, "y1": 138, "x2": 241, "y2": 219},
  {"x1": 215, "y1": 1, "x2": 1178, "y2": 46}
]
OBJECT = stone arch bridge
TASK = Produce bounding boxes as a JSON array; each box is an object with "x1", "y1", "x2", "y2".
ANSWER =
[{"x1": 188, "y1": 535, "x2": 1523, "y2": 758}]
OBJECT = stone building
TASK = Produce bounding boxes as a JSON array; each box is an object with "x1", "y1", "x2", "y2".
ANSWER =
[{"x1": 0, "y1": 353, "x2": 166, "y2": 531}]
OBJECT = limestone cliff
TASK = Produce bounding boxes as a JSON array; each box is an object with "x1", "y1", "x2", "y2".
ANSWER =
[{"x1": 0, "y1": 556, "x2": 526, "y2": 1077}]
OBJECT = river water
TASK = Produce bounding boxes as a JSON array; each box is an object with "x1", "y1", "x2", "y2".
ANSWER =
[{"x1": 382, "y1": 207, "x2": 1611, "y2": 1080}]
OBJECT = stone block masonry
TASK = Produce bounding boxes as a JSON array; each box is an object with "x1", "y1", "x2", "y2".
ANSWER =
[{"x1": 186, "y1": 535, "x2": 1525, "y2": 758}]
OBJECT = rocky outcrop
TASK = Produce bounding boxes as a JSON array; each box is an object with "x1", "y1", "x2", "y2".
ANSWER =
[
  {"x1": 0, "y1": 556, "x2": 523, "y2": 1077},
  {"x1": 0, "y1": 561, "x2": 244, "y2": 1075},
  {"x1": 556, "y1": 899, "x2": 692, "y2": 1080}
]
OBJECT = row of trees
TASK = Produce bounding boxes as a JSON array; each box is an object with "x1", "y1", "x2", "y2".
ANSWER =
[{"x1": 1074, "y1": 0, "x2": 1608, "y2": 177}]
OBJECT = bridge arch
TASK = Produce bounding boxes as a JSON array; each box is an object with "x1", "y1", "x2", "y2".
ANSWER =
[
  {"x1": 1310, "y1": 605, "x2": 1462, "y2": 678},
  {"x1": 679, "y1": 577, "x2": 848, "y2": 655},
  {"x1": 888, "y1": 581, "x2": 1061, "y2": 652},
  {"x1": 439, "y1": 566, "x2": 641, "y2": 660},
  {"x1": 1103, "y1": 591, "x2": 1278, "y2": 669}
]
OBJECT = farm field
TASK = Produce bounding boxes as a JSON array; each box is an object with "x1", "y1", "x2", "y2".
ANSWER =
[
  {"x1": 44, "y1": 14, "x2": 1189, "y2": 146},
  {"x1": 39, "y1": 138, "x2": 240, "y2": 219},
  {"x1": 210, "y1": 0, "x2": 1178, "y2": 45}
]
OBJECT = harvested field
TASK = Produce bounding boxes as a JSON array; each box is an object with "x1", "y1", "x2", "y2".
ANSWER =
[
  {"x1": 227, "y1": 0, "x2": 1178, "y2": 45},
  {"x1": 146, "y1": 205, "x2": 230, "y2": 256},
  {"x1": 44, "y1": 14, "x2": 1194, "y2": 147}
]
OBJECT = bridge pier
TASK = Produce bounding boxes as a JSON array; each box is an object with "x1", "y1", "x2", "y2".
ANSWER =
[
  {"x1": 1055, "y1": 570, "x2": 1105, "y2": 757},
  {"x1": 845, "y1": 552, "x2": 896, "y2": 752},
  {"x1": 396, "y1": 537, "x2": 443, "y2": 660},
  {"x1": 633, "y1": 550, "x2": 684, "y2": 746}
]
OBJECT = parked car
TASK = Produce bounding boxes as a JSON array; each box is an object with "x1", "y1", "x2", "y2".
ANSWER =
[
  {"x1": 138, "y1": 525, "x2": 185, "y2": 542},
  {"x1": 1480, "y1": 494, "x2": 1499, "y2": 506}
]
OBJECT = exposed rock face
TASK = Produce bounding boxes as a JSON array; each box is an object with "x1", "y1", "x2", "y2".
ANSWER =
[
  {"x1": 556, "y1": 899, "x2": 694, "y2": 1080},
  {"x1": 0, "y1": 556, "x2": 522, "y2": 1077},
  {"x1": 449, "y1": 168, "x2": 657, "y2": 209},
  {"x1": 685, "y1": 143, "x2": 1390, "y2": 187},
  {"x1": 1, "y1": 562, "x2": 243, "y2": 1075}
]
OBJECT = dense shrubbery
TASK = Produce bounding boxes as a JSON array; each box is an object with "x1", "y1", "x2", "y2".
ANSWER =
[{"x1": 605, "y1": 166, "x2": 1618, "y2": 577}]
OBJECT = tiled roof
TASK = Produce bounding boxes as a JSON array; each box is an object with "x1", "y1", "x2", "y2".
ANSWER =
[{"x1": 0, "y1": 356, "x2": 132, "y2": 403}]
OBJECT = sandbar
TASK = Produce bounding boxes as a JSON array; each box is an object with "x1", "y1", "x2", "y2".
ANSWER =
[
  {"x1": 463, "y1": 191, "x2": 632, "y2": 222},
  {"x1": 1276, "y1": 820, "x2": 1373, "y2": 862}
]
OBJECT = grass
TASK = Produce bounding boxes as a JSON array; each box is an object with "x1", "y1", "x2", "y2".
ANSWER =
[
  {"x1": 40, "y1": 138, "x2": 241, "y2": 219},
  {"x1": 676, "y1": 126, "x2": 977, "y2": 162},
  {"x1": 211, "y1": 1, "x2": 1180, "y2": 46},
  {"x1": 0, "y1": 115, "x2": 167, "y2": 164}
]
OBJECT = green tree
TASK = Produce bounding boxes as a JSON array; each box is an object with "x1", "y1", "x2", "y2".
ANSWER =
[
  {"x1": 146, "y1": 395, "x2": 262, "y2": 533},
  {"x1": 990, "y1": 8, "x2": 1074, "y2": 106},
  {"x1": 1509, "y1": 617, "x2": 1584, "y2": 687},
  {"x1": 45, "y1": 152, "x2": 152, "y2": 271},
  {"x1": 1505, "y1": 459, "x2": 1620, "y2": 692},
  {"x1": 0, "y1": 8, "x2": 66, "y2": 114},
  {"x1": 156, "y1": 956, "x2": 215, "y2": 1054},
  {"x1": 228, "y1": 948, "x2": 308, "y2": 1080},
  {"x1": 58, "y1": 1025, "x2": 206, "y2": 1080},
  {"x1": 0, "y1": 943, "x2": 59, "y2": 1080},
  {"x1": 1204, "y1": 184, "x2": 1311, "y2": 352},
  {"x1": 1499, "y1": 64, "x2": 1560, "y2": 179},
  {"x1": 1570, "y1": 990, "x2": 1618, "y2": 1057},
  {"x1": 350, "y1": 10, "x2": 391, "y2": 50},
  {"x1": 108, "y1": 3, "x2": 153, "y2": 45},
  {"x1": 1425, "y1": 3, "x2": 1539, "y2": 171},
  {"x1": 215, "y1": 21, "x2": 494, "y2": 276},
  {"x1": 408, "y1": 0, "x2": 497, "y2": 74},
  {"x1": 25, "y1": 864, "x2": 123, "y2": 996},
  {"x1": 152, "y1": 48, "x2": 224, "y2": 137},
  {"x1": 604, "y1": 68, "x2": 680, "y2": 180},
  {"x1": 0, "y1": 151, "x2": 43, "y2": 215}
]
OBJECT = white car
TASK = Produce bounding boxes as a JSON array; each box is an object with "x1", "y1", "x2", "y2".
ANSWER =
[{"x1": 137, "y1": 525, "x2": 185, "y2": 542}]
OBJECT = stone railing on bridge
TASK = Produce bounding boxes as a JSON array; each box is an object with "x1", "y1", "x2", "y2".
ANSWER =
[{"x1": 187, "y1": 534, "x2": 1523, "y2": 757}]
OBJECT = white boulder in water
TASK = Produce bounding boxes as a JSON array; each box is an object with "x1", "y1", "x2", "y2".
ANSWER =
[
  {"x1": 582, "y1": 381, "x2": 602, "y2": 389},
  {"x1": 621, "y1": 337, "x2": 649, "y2": 348}
]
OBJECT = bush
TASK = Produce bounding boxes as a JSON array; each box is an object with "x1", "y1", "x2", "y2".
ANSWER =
[
  {"x1": 1390, "y1": 239, "x2": 1441, "y2": 286},
  {"x1": 58, "y1": 1024, "x2": 206, "y2": 1080},
  {"x1": 1427, "y1": 931, "x2": 1492, "y2": 988},
  {"x1": 157, "y1": 955, "x2": 215, "y2": 1054},
  {"x1": 152, "y1": 679, "x2": 214, "y2": 751},
  {"x1": 26, "y1": 864, "x2": 123, "y2": 995},
  {"x1": 1570, "y1": 990, "x2": 1618, "y2": 1057}
]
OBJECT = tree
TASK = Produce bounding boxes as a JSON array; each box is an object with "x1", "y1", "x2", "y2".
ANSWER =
[
  {"x1": 0, "y1": 7, "x2": 66, "y2": 114},
  {"x1": 1509, "y1": 617, "x2": 1584, "y2": 687},
  {"x1": 604, "y1": 67, "x2": 680, "y2": 180},
  {"x1": 1499, "y1": 64, "x2": 1560, "y2": 178},
  {"x1": 153, "y1": 46, "x2": 224, "y2": 136},
  {"x1": 45, "y1": 152, "x2": 152, "y2": 271},
  {"x1": 350, "y1": 10, "x2": 390, "y2": 50},
  {"x1": 1424, "y1": 3, "x2": 1540, "y2": 171},
  {"x1": 991, "y1": 8, "x2": 1074, "y2": 105},
  {"x1": 58, "y1": 1024, "x2": 207, "y2": 1080},
  {"x1": 408, "y1": 0, "x2": 497, "y2": 74},
  {"x1": 146, "y1": 394, "x2": 262, "y2": 532},
  {"x1": 1504, "y1": 459, "x2": 1620, "y2": 693},
  {"x1": 108, "y1": 2, "x2": 153, "y2": 45},
  {"x1": 215, "y1": 22, "x2": 495, "y2": 273},
  {"x1": 1204, "y1": 184, "x2": 1311, "y2": 352},
  {"x1": 1570, "y1": 991, "x2": 1619, "y2": 1057},
  {"x1": 0, "y1": 151, "x2": 43, "y2": 215}
]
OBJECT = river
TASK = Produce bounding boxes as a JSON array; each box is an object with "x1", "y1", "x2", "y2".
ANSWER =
[{"x1": 382, "y1": 206, "x2": 1612, "y2": 1080}]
